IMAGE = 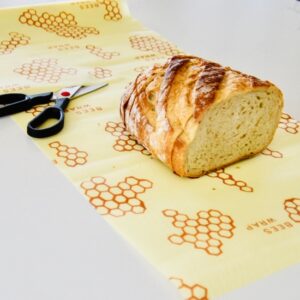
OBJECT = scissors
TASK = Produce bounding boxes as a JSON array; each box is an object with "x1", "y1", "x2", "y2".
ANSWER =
[{"x1": 0, "y1": 83, "x2": 108, "y2": 138}]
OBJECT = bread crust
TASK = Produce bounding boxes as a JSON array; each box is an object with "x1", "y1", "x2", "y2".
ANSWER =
[{"x1": 120, "y1": 55, "x2": 283, "y2": 176}]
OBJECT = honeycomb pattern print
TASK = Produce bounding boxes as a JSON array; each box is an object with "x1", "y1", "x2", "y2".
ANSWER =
[
  {"x1": 207, "y1": 168, "x2": 253, "y2": 192},
  {"x1": 163, "y1": 209, "x2": 235, "y2": 256},
  {"x1": 284, "y1": 198, "x2": 300, "y2": 223},
  {"x1": 80, "y1": 176, "x2": 153, "y2": 217},
  {"x1": 72, "y1": 0, "x2": 122, "y2": 20},
  {"x1": 14, "y1": 58, "x2": 76, "y2": 83},
  {"x1": 0, "y1": 32, "x2": 30, "y2": 55},
  {"x1": 170, "y1": 277, "x2": 208, "y2": 300},
  {"x1": 129, "y1": 35, "x2": 182, "y2": 56},
  {"x1": 26, "y1": 103, "x2": 50, "y2": 116},
  {"x1": 19, "y1": 9, "x2": 99, "y2": 39},
  {"x1": 279, "y1": 112, "x2": 300, "y2": 134},
  {"x1": 86, "y1": 44, "x2": 120, "y2": 60},
  {"x1": 99, "y1": 0, "x2": 122, "y2": 21},
  {"x1": 105, "y1": 121, "x2": 150, "y2": 155},
  {"x1": 90, "y1": 67, "x2": 112, "y2": 79},
  {"x1": 261, "y1": 147, "x2": 283, "y2": 158},
  {"x1": 49, "y1": 141, "x2": 88, "y2": 167}
]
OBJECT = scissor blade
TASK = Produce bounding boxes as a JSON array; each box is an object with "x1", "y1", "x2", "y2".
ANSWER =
[
  {"x1": 54, "y1": 85, "x2": 82, "y2": 99},
  {"x1": 72, "y1": 82, "x2": 108, "y2": 99}
]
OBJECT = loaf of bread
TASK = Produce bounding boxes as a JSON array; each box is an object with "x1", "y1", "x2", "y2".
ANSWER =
[{"x1": 120, "y1": 55, "x2": 283, "y2": 177}]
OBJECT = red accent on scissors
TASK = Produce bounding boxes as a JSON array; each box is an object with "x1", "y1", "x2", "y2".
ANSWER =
[{"x1": 61, "y1": 91, "x2": 71, "y2": 97}]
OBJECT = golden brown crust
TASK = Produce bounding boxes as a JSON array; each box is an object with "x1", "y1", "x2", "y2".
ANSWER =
[
  {"x1": 120, "y1": 55, "x2": 279, "y2": 176},
  {"x1": 193, "y1": 61, "x2": 225, "y2": 119}
]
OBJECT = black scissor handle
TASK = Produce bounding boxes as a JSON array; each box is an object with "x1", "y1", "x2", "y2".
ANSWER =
[
  {"x1": 0, "y1": 92, "x2": 53, "y2": 117},
  {"x1": 27, "y1": 97, "x2": 70, "y2": 138},
  {"x1": 0, "y1": 93, "x2": 28, "y2": 104}
]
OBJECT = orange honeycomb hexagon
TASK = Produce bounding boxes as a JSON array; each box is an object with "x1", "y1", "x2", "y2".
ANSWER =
[
  {"x1": 105, "y1": 121, "x2": 150, "y2": 155},
  {"x1": 0, "y1": 32, "x2": 30, "y2": 55},
  {"x1": 14, "y1": 58, "x2": 76, "y2": 83},
  {"x1": 284, "y1": 198, "x2": 300, "y2": 223},
  {"x1": 90, "y1": 67, "x2": 112, "y2": 79},
  {"x1": 86, "y1": 44, "x2": 120, "y2": 60},
  {"x1": 207, "y1": 168, "x2": 253, "y2": 192},
  {"x1": 26, "y1": 103, "x2": 50, "y2": 116},
  {"x1": 170, "y1": 277, "x2": 208, "y2": 300},
  {"x1": 19, "y1": 9, "x2": 99, "y2": 39},
  {"x1": 278, "y1": 112, "x2": 300, "y2": 134},
  {"x1": 49, "y1": 141, "x2": 88, "y2": 167},
  {"x1": 261, "y1": 147, "x2": 283, "y2": 158},
  {"x1": 80, "y1": 176, "x2": 153, "y2": 217},
  {"x1": 71, "y1": 0, "x2": 122, "y2": 20},
  {"x1": 129, "y1": 35, "x2": 182, "y2": 56},
  {"x1": 163, "y1": 209, "x2": 235, "y2": 256},
  {"x1": 99, "y1": 0, "x2": 122, "y2": 21}
]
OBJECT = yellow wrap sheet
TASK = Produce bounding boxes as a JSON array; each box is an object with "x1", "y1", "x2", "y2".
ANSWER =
[{"x1": 0, "y1": 1, "x2": 300, "y2": 299}]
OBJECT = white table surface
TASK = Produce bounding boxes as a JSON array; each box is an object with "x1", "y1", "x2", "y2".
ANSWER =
[{"x1": 0, "y1": 0, "x2": 300, "y2": 299}]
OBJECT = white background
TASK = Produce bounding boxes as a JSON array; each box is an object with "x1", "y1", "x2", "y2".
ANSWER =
[{"x1": 0, "y1": 0, "x2": 300, "y2": 299}]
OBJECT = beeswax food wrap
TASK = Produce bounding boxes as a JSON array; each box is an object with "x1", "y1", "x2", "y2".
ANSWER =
[{"x1": 1, "y1": 0, "x2": 300, "y2": 299}]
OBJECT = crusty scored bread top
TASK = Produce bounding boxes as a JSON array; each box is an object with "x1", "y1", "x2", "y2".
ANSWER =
[{"x1": 120, "y1": 55, "x2": 283, "y2": 177}]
